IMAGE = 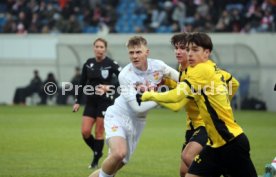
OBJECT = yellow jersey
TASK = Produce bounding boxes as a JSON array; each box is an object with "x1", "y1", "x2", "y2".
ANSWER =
[
  {"x1": 142, "y1": 60, "x2": 243, "y2": 148},
  {"x1": 162, "y1": 60, "x2": 239, "y2": 131}
]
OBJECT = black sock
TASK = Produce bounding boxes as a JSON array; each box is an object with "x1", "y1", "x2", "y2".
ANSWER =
[
  {"x1": 83, "y1": 134, "x2": 95, "y2": 151},
  {"x1": 94, "y1": 139, "x2": 104, "y2": 157}
]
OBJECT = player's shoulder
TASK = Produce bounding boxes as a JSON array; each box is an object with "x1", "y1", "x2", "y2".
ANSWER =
[
  {"x1": 148, "y1": 58, "x2": 169, "y2": 71},
  {"x1": 148, "y1": 58, "x2": 165, "y2": 65},
  {"x1": 219, "y1": 68, "x2": 231, "y2": 79},
  {"x1": 106, "y1": 57, "x2": 119, "y2": 65},
  {"x1": 83, "y1": 58, "x2": 95, "y2": 68},
  {"x1": 86, "y1": 58, "x2": 95, "y2": 63},
  {"x1": 188, "y1": 60, "x2": 215, "y2": 78},
  {"x1": 118, "y1": 63, "x2": 133, "y2": 79}
]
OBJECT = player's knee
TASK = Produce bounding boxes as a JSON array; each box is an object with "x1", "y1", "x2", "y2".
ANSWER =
[
  {"x1": 95, "y1": 133, "x2": 104, "y2": 139},
  {"x1": 81, "y1": 129, "x2": 91, "y2": 138},
  {"x1": 95, "y1": 128, "x2": 105, "y2": 139},
  {"x1": 110, "y1": 149, "x2": 127, "y2": 162}
]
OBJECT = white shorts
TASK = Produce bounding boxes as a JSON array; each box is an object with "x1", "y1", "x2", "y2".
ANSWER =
[{"x1": 104, "y1": 106, "x2": 146, "y2": 163}]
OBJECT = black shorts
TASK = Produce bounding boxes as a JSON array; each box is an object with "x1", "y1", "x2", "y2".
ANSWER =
[
  {"x1": 182, "y1": 126, "x2": 208, "y2": 151},
  {"x1": 83, "y1": 95, "x2": 113, "y2": 118},
  {"x1": 188, "y1": 133, "x2": 258, "y2": 177}
]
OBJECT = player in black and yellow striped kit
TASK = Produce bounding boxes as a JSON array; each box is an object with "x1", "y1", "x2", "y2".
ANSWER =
[
  {"x1": 162, "y1": 33, "x2": 240, "y2": 177},
  {"x1": 139, "y1": 32, "x2": 257, "y2": 177}
]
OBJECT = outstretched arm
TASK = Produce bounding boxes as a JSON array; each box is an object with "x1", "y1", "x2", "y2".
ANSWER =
[
  {"x1": 128, "y1": 99, "x2": 157, "y2": 114},
  {"x1": 141, "y1": 81, "x2": 191, "y2": 104},
  {"x1": 158, "y1": 98, "x2": 188, "y2": 112}
]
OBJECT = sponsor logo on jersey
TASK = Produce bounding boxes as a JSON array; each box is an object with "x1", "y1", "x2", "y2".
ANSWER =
[
  {"x1": 86, "y1": 63, "x2": 94, "y2": 69},
  {"x1": 153, "y1": 71, "x2": 160, "y2": 81},
  {"x1": 194, "y1": 155, "x2": 202, "y2": 164},
  {"x1": 101, "y1": 69, "x2": 109, "y2": 79},
  {"x1": 111, "y1": 125, "x2": 119, "y2": 132}
]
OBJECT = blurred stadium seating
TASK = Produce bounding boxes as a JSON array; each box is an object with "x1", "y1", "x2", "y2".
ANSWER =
[{"x1": 0, "y1": 0, "x2": 275, "y2": 34}]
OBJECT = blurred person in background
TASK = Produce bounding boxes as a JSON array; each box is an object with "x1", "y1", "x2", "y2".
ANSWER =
[
  {"x1": 13, "y1": 69, "x2": 42, "y2": 105},
  {"x1": 163, "y1": 33, "x2": 239, "y2": 177},
  {"x1": 39, "y1": 72, "x2": 58, "y2": 105},
  {"x1": 72, "y1": 38, "x2": 121, "y2": 169},
  {"x1": 57, "y1": 67, "x2": 82, "y2": 105}
]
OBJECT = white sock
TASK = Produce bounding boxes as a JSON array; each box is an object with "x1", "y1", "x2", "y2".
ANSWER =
[{"x1": 99, "y1": 169, "x2": 113, "y2": 177}]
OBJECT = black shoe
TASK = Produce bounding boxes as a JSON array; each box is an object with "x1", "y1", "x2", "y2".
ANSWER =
[{"x1": 88, "y1": 152, "x2": 103, "y2": 169}]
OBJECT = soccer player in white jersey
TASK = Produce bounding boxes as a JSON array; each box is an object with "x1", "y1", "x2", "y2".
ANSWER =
[{"x1": 89, "y1": 36, "x2": 179, "y2": 177}]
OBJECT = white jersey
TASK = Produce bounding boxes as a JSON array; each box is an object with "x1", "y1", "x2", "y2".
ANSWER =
[
  {"x1": 110, "y1": 58, "x2": 179, "y2": 118},
  {"x1": 104, "y1": 58, "x2": 178, "y2": 163}
]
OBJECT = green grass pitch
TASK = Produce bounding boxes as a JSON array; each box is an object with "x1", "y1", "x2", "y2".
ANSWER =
[{"x1": 0, "y1": 106, "x2": 275, "y2": 177}]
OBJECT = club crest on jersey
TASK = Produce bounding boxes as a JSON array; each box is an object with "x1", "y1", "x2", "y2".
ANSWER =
[
  {"x1": 153, "y1": 71, "x2": 160, "y2": 81},
  {"x1": 111, "y1": 125, "x2": 119, "y2": 132},
  {"x1": 101, "y1": 69, "x2": 109, "y2": 79}
]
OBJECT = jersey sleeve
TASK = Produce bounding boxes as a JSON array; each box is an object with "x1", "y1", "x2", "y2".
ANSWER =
[
  {"x1": 161, "y1": 77, "x2": 178, "y2": 89},
  {"x1": 141, "y1": 81, "x2": 191, "y2": 106},
  {"x1": 118, "y1": 72, "x2": 136, "y2": 102},
  {"x1": 111, "y1": 60, "x2": 122, "y2": 77},
  {"x1": 119, "y1": 72, "x2": 157, "y2": 114},
  {"x1": 158, "y1": 98, "x2": 187, "y2": 111},
  {"x1": 221, "y1": 69, "x2": 240, "y2": 100},
  {"x1": 157, "y1": 60, "x2": 179, "y2": 81}
]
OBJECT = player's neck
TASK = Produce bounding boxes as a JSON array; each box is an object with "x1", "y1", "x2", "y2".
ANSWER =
[
  {"x1": 95, "y1": 56, "x2": 105, "y2": 62},
  {"x1": 180, "y1": 62, "x2": 188, "y2": 71},
  {"x1": 138, "y1": 62, "x2": 148, "y2": 71}
]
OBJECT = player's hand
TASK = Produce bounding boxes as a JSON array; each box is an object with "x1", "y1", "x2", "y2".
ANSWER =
[
  {"x1": 72, "y1": 103, "x2": 80, "y2": 112},
  {"x1": 95, "y1": 84, "x2": 106, "y2": 95},
  {"x1": 136, "y1": 93, "x2": 142, "y2": 106},
  {"x1": 136, "y1": 91, "x2": 154, "y2": 105}
]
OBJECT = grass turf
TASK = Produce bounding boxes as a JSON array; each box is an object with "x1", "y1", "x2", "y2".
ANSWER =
[{"x1": 0, "y1": 106, "x2": 275, "y2": 177}]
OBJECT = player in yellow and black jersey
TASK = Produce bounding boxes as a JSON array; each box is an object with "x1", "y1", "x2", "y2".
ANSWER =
[
  {"x1": 161, "y1": 33, "x2": 240, "y2": 177},
  {"x1": 139, "y1": 32, "x2": 257, "y2": 177}
]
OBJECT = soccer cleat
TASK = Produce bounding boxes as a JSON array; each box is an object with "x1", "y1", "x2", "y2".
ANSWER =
[{"x1": 88, "y1": 151, "x2": 103, "y2": 169}]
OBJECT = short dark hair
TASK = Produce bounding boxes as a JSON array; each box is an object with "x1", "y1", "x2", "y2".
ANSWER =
[
  {"x1": 171, "y1": 33, "x2": 188, "y2": 46},
  {"x1": 186, "y1": 32, "x2": 213, "y2": 52},
  {"x1": 93, "y1": 38, "x2": 108, "y2": 48},
  {"x1": 126, "y1": 36, "x2": 148, "y2": 48}
]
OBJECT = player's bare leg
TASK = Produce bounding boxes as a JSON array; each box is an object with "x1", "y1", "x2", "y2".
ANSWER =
[
  {"x1": 180, "y1": 157, "x2": 188, "y2": 177},
  {"x1": 89, "y1": 162, "x2": 124, "y2": 177},
  {"x1": 180, "y1": 142, "x2": 203, "y2": 176},
  {"x1": 102, "y1": 137, "x2": 127, "y2": 174},
  {"x1": 182, "y1": 142, "x2": 203, "y2": 167},
  {"x1": 92, "y1": 137, "x2": 127, "y2": 177}
]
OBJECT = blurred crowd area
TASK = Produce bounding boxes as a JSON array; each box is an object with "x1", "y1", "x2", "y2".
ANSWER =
[{"x1": 0, "y1": 0, "x2": 275, "y2": 34}]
